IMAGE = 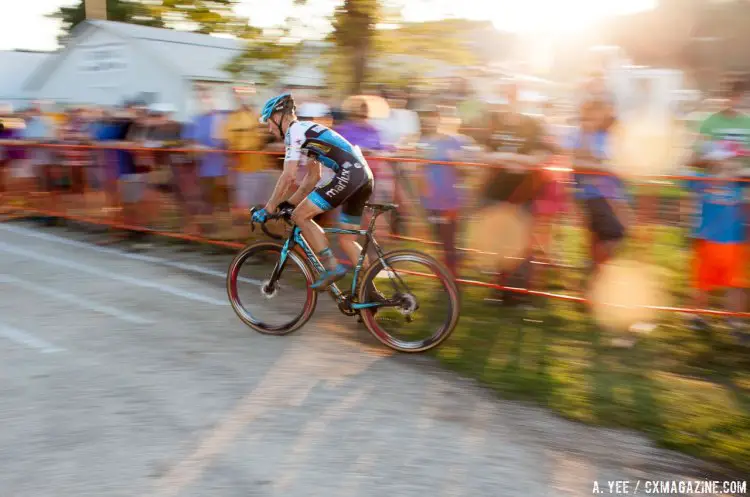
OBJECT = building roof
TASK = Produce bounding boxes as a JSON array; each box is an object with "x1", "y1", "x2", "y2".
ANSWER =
[
  {"x1": 0, "y1": 50, "x2": 53, "y2": 103},
  {"x1": 25, "y1": 20, "x2": 247, "y2": 90},
  {"x1": 86, "y1": 20, "x2": 247, "y2": 80},
  {"x1": 86, "y1": 20, "x2": 244, "y2": 50}
]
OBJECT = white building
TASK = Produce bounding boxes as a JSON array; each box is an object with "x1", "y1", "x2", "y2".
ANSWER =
[
  {"x1": 0, "y1": 50, "x2": 53, "y2": 109},
  {"x1": 280, "y1": 41, "x2": 327, "y2": 89},
  {"x1": 22, "y1": 20, "x2": 250, "y2": 121}
]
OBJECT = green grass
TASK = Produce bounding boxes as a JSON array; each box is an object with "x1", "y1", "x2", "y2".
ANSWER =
[{"x1": 422, "y1": 224, "x2": 750, "y2": 474}]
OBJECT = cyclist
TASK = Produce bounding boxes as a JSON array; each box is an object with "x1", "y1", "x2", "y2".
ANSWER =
[{"x1": 252, "y1": 93, "x2": 375, "y2": 291}]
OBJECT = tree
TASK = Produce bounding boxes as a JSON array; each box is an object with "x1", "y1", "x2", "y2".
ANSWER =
[
  {"x1": 590, "y1": 0, "x2": 750, "y2": 91},
  {"x1": 229, "y1": 1, "x2": 477, "y2": 95},
  {"x1": 48, "y1": 0, "x2": 247, "y2": 44},
  {"x1": 329, "y1": 0, "x2": 380, "y2": 94},
  {"x1": 48, "y1": 0, "x2": 162, "y2": 43},
  {"x1": 223, "y1": 28, "x2": 301, "y2": 86},
  {"x1": 281, "y1": 0, "x2": 380, "y2": 94},
  {"x1": 151, "y1": 0, "x2": 245, "y2": 35}
]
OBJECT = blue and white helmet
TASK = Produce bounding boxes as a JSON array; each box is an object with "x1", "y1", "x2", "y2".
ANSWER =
[{"x1": 259, "y1": 93, "x2": 295, "y2": 124}]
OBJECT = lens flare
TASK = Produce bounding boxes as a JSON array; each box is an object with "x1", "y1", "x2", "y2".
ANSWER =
[
  {"x1": 589, "y1": 259, "x2": 668, "y2": 331},
  {"x1": 608, "y1": 113, "x2": 695, "y2": 179},
  {"x1": 466, "y1": 203, "x2": 533, "y2": 270}
]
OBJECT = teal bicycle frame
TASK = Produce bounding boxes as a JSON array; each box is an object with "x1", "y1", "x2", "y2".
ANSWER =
[{"x1": 274, "y1": 214, "x2": 389, "y2": 311}]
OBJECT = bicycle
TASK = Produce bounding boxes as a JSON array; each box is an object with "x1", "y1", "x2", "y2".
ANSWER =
[{"x1": 226, "y1": 202, "x2": 461, "y2": 352}]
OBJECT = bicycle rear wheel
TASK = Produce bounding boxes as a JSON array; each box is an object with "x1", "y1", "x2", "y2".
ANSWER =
[
  {"x1": 227, "y1": 241, "x2": 318, "y2": 335},
  {"x1": 357, "y1": 249, "x2": 460, "y2": 352}
]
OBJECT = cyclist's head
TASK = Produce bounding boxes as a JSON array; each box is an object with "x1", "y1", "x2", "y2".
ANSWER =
[{"x1": 260, "y1": 93, "x2": 296, "y2": 138}]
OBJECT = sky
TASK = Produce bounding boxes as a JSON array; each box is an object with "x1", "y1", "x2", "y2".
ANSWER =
[{"x1": 0, "y1": 0, "x2": 656, "y2": 52}]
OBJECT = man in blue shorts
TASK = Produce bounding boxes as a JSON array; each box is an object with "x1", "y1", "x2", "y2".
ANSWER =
[{"x1": 252, "y1": 93, "x2": 375, "y2": 291}]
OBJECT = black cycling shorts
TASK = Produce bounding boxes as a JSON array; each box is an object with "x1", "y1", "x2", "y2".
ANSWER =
[
  {"x1": 584, "y1": 197, "x2": 626, "y2": 242},
  {"x1": 306, "y1": 164, "x2": 374, "y2": 225}
]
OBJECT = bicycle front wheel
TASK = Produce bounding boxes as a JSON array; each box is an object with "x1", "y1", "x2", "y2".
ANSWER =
[
  {"x1": 227, "y1": 242, "x2": 318, "y2": 335},
  {"x1": 358, "y1": 249, "x2": 460, "y2": 353}
]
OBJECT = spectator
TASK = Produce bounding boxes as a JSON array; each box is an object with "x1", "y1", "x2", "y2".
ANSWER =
[
  {"x1": 93, "y1": 101, "x2": 146, "y2": 245},
  {"x1": 324, "y1": 93, "x2": 345, "y2": 126},
  {"x1": 416, "y1": 105, "x2": 475, "y2": 278},
  {"x1": 372, "y1": 90, "x2": 422, "y2": 234},
  {"x1": 141, "y1": 103, "x2": 184, "y2": 228},
  {"x1": 220, "y1": 84, "x2": 273, "y2": 228},
  {"x1": 372, "y1": 90, "x2": 421, "y2": 148},
  {"x1": 22, "y1": 101, "x2": 57, "y2": 205},
  {"x1": 568, "y1": 100, "x2": 631, "y2": 288},
  {"x1": 184, "y1": 85, "x2": 229, "y2": 235},
  {"x1": 336, "y1": 98, "x2": 389, "y2": 206},
  {"x1": 297, "y1": 100, "x2": 333, "y2": 128},
  {"x1": 0, "y1": 104, "x2": 9, "y2": 197},
  {"x1": 580, "y1": 71, "x2": 617, "y2": 123},
  {"x1": 452, "y1": 80, "x2": 483, "y2": 125},
  {"x1": 685, "y1": 79, "x2": 750, "y2": 341},
  {"x1": 86, "y1": 106, "x2": 110, "y2": 195},
  {"x1": 58, "y1": 107, "x2": 91, "y2": 211},
  {"x1": 0, "y1": 106, "x2": 27, "y2": 208},
  {"x1": 534, "y1": 100, "x2": 572, "y2": 280},
  {"x1": 122, "y1": 100, "x2": 159, "y2": 247},
  {"x1": 479, "y1": 81, "x2": 555, "y2": 209},
  {"x1": 91, "y1": 106, "x2": 126, "y2": 221},
  {"x1": 145, "y1": 103, "x2": 203, "y2": 236},
  {"x1": 478, "y1": 80, "x2": 557, "y2": 305}
]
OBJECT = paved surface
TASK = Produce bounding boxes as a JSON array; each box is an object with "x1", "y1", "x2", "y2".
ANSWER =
[{"x1": 0, "y1": 221, "x2": 738, "y2": 497}]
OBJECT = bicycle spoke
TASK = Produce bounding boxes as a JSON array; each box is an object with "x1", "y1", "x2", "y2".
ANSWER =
[
  {"x1": 227, "y1": 242, "x2": 317, "y2": 335},
  {"x1": 359, "y1": 250, "x2": 460, "y2": 352}
]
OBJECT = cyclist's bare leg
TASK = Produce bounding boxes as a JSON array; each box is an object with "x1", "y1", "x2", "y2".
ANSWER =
[
  {"x1": 290, "y1": 199, "x2": 328, "y2": 254},
  {"x1": 292, "y1": 200, "x2": 367, "y2": 266},
  {"x1": 293, "y1": 199, "x2": 358, "y2": 291},
  {"x1": 338, "y1": 223, "x2": 370, "y2": 268},
  {"x1": 293, "y1": 200, "x2": 380, "y2": 295}
]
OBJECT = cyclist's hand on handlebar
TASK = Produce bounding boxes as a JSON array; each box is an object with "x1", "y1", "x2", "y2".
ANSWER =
[
  {"x1": 251, "y1": 208, "x2": 268, "y2": 223},
  {"x1": 276, "y1": 201, "x2": 296, "y2": 215}
]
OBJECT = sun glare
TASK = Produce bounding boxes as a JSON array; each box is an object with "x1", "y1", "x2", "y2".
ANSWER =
[
  {"x1": 486, "y1": 0, "x2": 657, "y2": 34},
  {"x1": 399, "y1": 0, "x2": 657, "y2": 39}
]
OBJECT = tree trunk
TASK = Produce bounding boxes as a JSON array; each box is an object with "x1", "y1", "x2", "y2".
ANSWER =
[
  {"x1": 84, "y1": 0, "x2": 107, "y2": 19},
  {"x1": 350, "y1": 44, "x2": 368, "y2": 95}
]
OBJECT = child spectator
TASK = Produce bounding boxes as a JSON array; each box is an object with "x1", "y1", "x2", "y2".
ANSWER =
[
  {"x1": 416, "y1": 105, "x2": 474, "y2": 278},
  {"x1": 567, "y1": 100, "x2": 631, "y2": 287},
  {"x1": 686, "y1": 79, "x2": 750, "y2": 342}
]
